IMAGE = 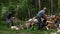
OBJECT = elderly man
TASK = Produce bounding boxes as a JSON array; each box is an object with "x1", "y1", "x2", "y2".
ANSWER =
[{"x1": 36, "y1": 7, "x2": 47, "y2": 30}]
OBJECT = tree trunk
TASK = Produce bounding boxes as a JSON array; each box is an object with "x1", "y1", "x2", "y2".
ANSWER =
[
  {"x1": 38, "y1": 0, "x2": 41, "y2": 10},
  {"x1": 51, "y1": 0, "x2": 53, "y2": 15},
  {"x1": 27, "y1": 5, "x2": 30, "y2": 18}
]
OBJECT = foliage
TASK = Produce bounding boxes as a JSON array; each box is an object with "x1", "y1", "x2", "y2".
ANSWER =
[{"x1": 0, "y1": 0, "x2": 60, "y2": 20}]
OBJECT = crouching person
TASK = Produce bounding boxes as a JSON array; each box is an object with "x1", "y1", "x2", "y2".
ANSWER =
[
  {"x1": 6, "y1": 11, "x2": 14, "y2": 27},
  {"x1": 36, "y1": 7, "x2": 47, "y2": 30}
]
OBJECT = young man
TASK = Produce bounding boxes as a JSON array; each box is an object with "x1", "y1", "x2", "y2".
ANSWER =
[{"x1": 36, "y1": 7, "x2": 47, "y2": 30}]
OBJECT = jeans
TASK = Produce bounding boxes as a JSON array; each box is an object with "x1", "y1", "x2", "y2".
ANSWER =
[
  {"x1": 6, "y1": 18, "x2": 10, "y2": 23},
  {"x1": 37, "y1": 17, "x2": 43, "y2": 29},
  {"x1": 37, "y1": 15, "x2": 46, "y2": 29},
  {"x1": 6, "y1": 18, "x2": 14, "y2": 26}
]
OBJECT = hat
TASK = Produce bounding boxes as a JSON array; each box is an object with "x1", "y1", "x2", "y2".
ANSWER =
[{"x1": 43, "y1": 7, "x2": 46, "y2": 10}]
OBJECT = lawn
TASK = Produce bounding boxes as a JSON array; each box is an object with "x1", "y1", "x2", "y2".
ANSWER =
[{"x1": 0, "y1": 21, "x2": 60, "y2": 34}]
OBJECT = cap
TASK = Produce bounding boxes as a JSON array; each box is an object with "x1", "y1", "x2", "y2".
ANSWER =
[{"x1": 43, "y1": 7, "x2": 47, "y2": 10}]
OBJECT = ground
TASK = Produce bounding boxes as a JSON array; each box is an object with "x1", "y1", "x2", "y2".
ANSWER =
[{"x1": 0, "y1": 21, "x2": 60, "y2": 34}]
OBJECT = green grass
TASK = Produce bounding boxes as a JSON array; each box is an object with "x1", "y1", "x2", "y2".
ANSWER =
[{"x1": 0, "y1": 21, "x2": 60, "y2": 34}]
